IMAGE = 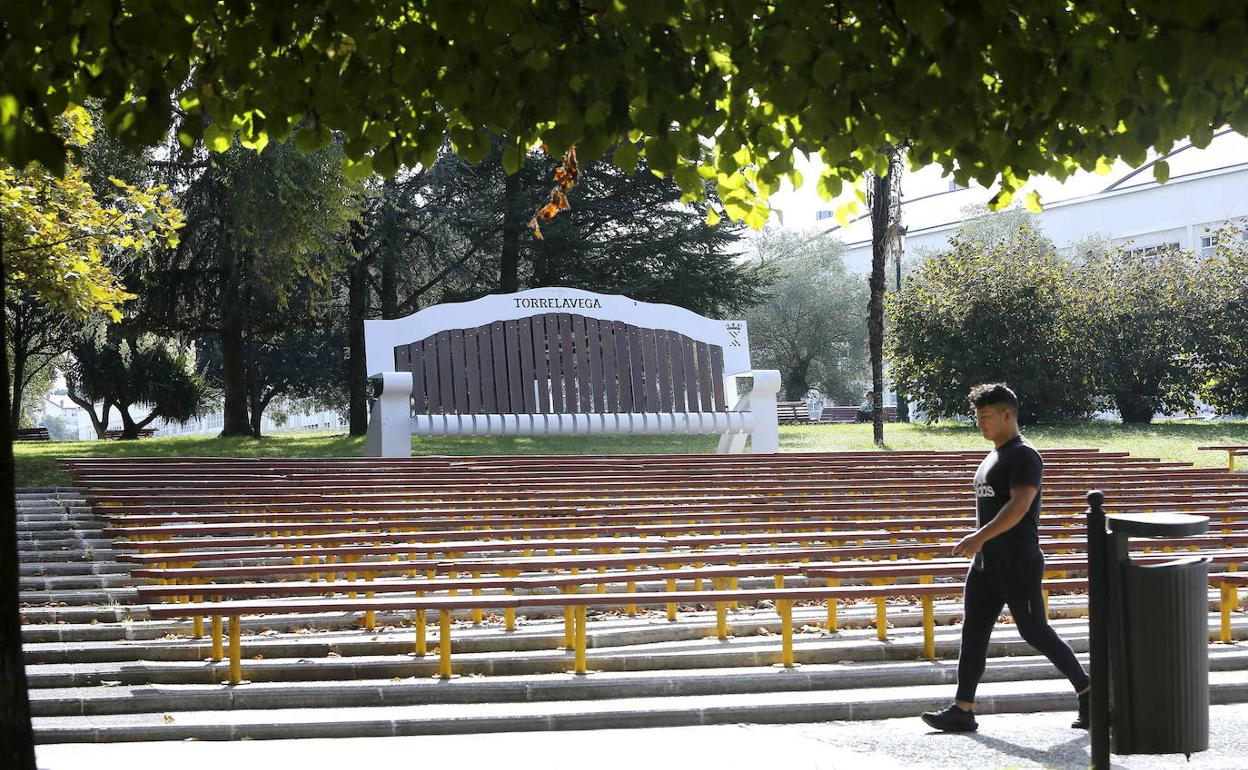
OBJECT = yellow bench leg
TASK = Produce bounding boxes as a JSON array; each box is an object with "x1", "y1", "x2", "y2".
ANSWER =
[
  {"x1": 211, "y1": 615, "x2": 223, "y2": 661},
  {"x1": 826, "y1": 579, "x2": 839, "y2": 632},
  {"x1": 666, "y1": 579, "x2": 677, "y2": 622},
  {"x1": 876, "y1": 597, "x2": 888, "y2": 641},
  {"x1": 438, "y1": 611, "x2": 453, "y2": 679},
  {"x1": 714, "y1": 579, "x2": 728, "y2": 639},
  {"x1": 1222, "y1": 583, "x2": 1235, "y2": 644},
  {"x1": 471, "y1": 571, "x2": 483, "y2": 624},
  {"x1": 415, "y1": 609, "x2": 427, "y2": 656},
  {"x1": 778, "y1": 600, "x2": 795, "y2": 668},
  {"x1": 191, "y1": 586, "x2": 204, "y2": 638},
  {"x1": 922, "y1": 596, "x2": 936, "y2": 660},
  {"x1": 563, "y1": 586, "x2": 577, "y2": 649},
  {"x1": 574, "y1": 605, "x2": 588, "y2": 675},
  {"x1": 228, "y1": 615, "x2": 242, "y2": 685}
]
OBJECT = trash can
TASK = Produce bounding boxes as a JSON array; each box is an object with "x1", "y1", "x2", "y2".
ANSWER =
[{"x1": 1105, "y1": 512, "x2": 1210, "y2": 756}]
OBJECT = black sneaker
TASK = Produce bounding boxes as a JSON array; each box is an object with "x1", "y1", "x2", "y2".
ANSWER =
[
  {"x1": 921, "y1": 704, "x2": 978, "y2": 732},
  {"x1": 1072, "y1": 691, "x2": 1090, "y2": 730}
]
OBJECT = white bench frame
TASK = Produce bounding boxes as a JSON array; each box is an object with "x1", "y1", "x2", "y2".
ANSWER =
[{"x1": 364, "y1": 287, "x2": 780, "y2": 457}]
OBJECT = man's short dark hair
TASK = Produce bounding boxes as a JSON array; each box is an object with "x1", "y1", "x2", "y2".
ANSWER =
[{"x1": 968, "y1": 383, "x2": 1019, "y2": 412}]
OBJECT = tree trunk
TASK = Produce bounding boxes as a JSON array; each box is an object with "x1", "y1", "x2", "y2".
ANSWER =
[
  {"x1": 0, "y1": 228, "x2": 38, "y2": 770},
  {"x1": 117, "y1": 406, "x2": 140, "y2": 440},
  {"x1": 8, "y1": 347, "x2": 24, "y2": 439},
  {"x1": 868, "y1": 167, "x2": 890, "y2": 446},
  {"x1": 246, "y1": 343, "x2": 263, "y2": 438},
  {"x1": 783, "y1": 360, "x2": 811, "y2": 401},
  {"x1": 98, "y1": 402, "x2": 112, "y2": 440},
  {"x1": 8, "y1": 308, "x2": 24, "y2": 438},
  {"x1": 1117, "y1": 394, "x2": 1155, "y2": 424},
  {"x1": 347, "y1": 254, "x2": 370, "y2": 436},
  {"x1": 219, "y1": 248, "x2": 252, "y2": 437},
  {"x1": 219, "y1": 317, "x2": 251, "y2": 436},
  {"x1": 499, "y1": 167, "x2": 523, "y2": 293},
  {"x1": 65, "y1": 378, "x2": 113, "y2": 440},
  {"x1": 379, "y1": 182, "x2": 400, "y2": 320}
]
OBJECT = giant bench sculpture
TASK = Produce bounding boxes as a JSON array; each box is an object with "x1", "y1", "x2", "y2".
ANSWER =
[{"x1": 363, "y1": 287, "x2": 781, "y2": 456}]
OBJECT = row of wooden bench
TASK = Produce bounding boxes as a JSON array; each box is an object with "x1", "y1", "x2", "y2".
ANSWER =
[
  {"x1": 143, "y1": 562, "x2": 1248, "y2": 684},
  {"x1": 64, "y1": 452, "x2": 1248, "y2": 685}
]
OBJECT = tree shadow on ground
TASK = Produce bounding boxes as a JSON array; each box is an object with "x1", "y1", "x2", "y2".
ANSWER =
[{"x1": 964, "y1": 731, "x2": 1090, "y2": 769}]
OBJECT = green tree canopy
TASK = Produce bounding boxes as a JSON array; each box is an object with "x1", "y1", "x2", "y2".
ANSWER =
[
  {"x1": 1197, "y1": 223, "x2": 1248, "y2": 417},
  {"x1": 744, "y1": 229, "x2": 867, "y2": 402},
  {"x1": 1078, "y1": 243, "x2": 1208, "y2": 423},
  {"x1": 887, "y1": 221, "x2": 1099, "y2": 423},
  {"x1": 63, "y1": 323, "x2": 208, "y2": 439},
  {"x1": 7, "y1": 2, "x2": 1247, "y2": 220}
]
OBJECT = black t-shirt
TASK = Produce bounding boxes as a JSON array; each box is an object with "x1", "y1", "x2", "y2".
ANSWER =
[{"x1": 972, "y1": 435, "x2": 1044, "y2": 570}]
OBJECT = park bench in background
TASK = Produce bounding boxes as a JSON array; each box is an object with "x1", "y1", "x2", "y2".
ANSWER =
[
  {"x1": 776, "y1": 402, "x2": 813, "y2": 424},
  {"x1": 363, "y1": 287, "x2": 781, "y2": 456},
  {"x1": 102, "y1": 428, "x2": 157, "y2": 440},
  {"x1": 15, "y1": 427, "x2": 50, "y2": 441},
  {"x1": 818, "y1": 405, "x2": 899, "y2": 423}
]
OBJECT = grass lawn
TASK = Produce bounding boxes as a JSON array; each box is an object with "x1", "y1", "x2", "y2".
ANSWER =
[{"x1": 16, "y1": 420, "x2": 1248, "y2": 488}]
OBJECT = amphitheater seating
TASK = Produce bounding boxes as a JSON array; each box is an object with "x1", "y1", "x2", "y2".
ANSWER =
[{"x1": 55, "y1": 449, "x2": 1248, "y2": 692}]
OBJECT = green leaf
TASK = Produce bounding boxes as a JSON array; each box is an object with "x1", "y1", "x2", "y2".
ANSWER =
[
  {"x1": 1153, "y1": 159, "x2": 1170, "y2": 185},
  {"x1": 616, "y1": 141, "x2": 643, "y2": 174},
  {"x1": 295, "y1": 125, "x2": 330, "y2": 153},
  {"x1": 204, "y1": 124, "x2": 233, "y2": 153},
  {"x1": 502, "y1": 142, "x2": 522, "y2": 175},
  {"x1": 812, "y1": 53, "x2": 841, "y2": 88},
  {"x1": 895, "y1": 0, "x2": 951, "y2": 49}
]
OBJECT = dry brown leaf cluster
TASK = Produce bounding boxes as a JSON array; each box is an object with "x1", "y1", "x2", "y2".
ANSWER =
[{"x1": 528, "y1": 145, "x2": 579, "y2": 240}]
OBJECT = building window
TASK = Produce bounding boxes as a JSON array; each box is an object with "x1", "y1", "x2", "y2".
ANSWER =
[
  {"x1": 948, "y1": 180, "x2": 967, "y2": 192},
  {"x1": 1124, "y1": 242, "x2": 1180, "y2": 258},
  {"x1": 815, "y1": 210, "x2": 833, "y2": 221}
]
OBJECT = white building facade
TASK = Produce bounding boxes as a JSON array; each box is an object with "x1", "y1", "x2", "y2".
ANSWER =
[{"x1": 822, "y1": 132, "x2": 1248, "y2": 271}]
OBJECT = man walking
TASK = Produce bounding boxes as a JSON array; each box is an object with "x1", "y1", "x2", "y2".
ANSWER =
[{"x1": 921, "y1": 383, "x2": 1090, "y2": 732}]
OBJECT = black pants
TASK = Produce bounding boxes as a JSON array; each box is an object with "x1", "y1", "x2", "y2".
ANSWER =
[{"x1": 955, "y1": 554, "x2": 1089, "y2": 703}]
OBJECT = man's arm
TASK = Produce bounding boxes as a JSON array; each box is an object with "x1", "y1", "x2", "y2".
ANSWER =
[{"x1": 952, "y1": 485, "x2": 1039, "y2": 558}]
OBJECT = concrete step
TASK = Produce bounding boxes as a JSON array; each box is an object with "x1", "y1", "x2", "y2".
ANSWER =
[
  {"x1": 16, "y1": 521, "x2": 100, "y2": 531},
  {"x1": 21, "y1": 574, "x2": 136, "y2": 591},
  {"x1": 20, "y1": 565, "x2": 129, "y2": 580},
  {"x1": 27, "y1": 644, "x2": 1248, "y2": 719},
  {"x1": 30, "y1": 668, "x2": 1248, "y2": 743},
  {"x1": 20, "y1": 590, "x2": 139, "y2": 611},
  {"x1": 18, "y1": 551, "x2": 118, "y2": 564},
  {"x1": 14, "y1": 653, "x2": 1086, "y2": 718}
]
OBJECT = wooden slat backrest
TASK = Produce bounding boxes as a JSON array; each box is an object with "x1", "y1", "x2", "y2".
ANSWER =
[
  {"x1": 394, "y1": 312, "x2": 727, "y2": 416},
  {"x1": 612, "y1": 320, "x2": 632, "y2": 412},
  {"x1": 530, "y1": 317, "x2": 551, "y2": 413},
  {"x1": 517, "y1": 317, "x2": 538, "y2": 413}
]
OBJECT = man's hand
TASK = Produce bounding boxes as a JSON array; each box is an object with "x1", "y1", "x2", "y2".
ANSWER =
[{"x1": 952, "y1": 533, "x2": 984, "y2": 558}]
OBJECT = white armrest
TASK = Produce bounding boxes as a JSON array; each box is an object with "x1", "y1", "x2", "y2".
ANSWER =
[
  {"x1": 745, "y1": 369, "x2": 781, "y2": 453},
  {"x1": 364, "y1": 372, "x2": 413, "y2": 457}
]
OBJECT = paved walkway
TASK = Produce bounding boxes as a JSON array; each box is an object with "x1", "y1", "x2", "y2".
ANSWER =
[{"x1": 38, "y1": 704, "x2": 1248, "y2": 770}]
